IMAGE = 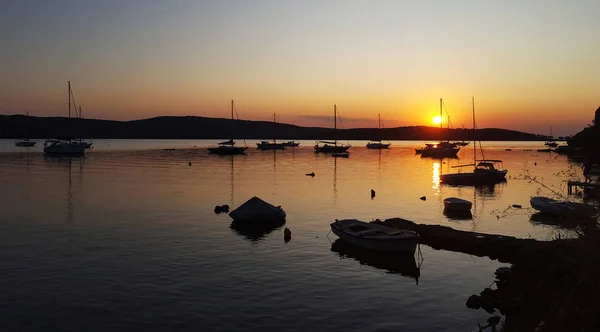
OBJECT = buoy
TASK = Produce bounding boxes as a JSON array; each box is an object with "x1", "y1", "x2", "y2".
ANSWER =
[
  {"x1": 370, "y1": 189, "x2": 376, "y2": 198},
  {"x1": 306, "y1": 172, "x2": 315, "y2": 177},
  {"x1": 284, "y1": 227, "x2": 291, "y2": 237},
  {"x1": 534, "y1": 162, "x2": 537, "y2": 166},
  {"x1": 214, "y1": 206, "x2": 222, "y2": 214},
  {"x1": 221, "y1": 205, "x2": 230, "y2": 213},
  {"x1": 512, "y1": 204, "x2": 522, "y2": 208},
  {"x1": 420, "y1": 196, "x2": 426, "y2": 201},
  {"x1": 189, "y1": 161, "x2": 192, "y2": 166}
]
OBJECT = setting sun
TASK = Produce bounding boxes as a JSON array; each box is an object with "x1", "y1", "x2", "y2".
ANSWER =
[{"x1": 432, "y1": 115, "x2": 442, "y2": 125}]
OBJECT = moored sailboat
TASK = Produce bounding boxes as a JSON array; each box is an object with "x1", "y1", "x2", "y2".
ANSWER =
[
  {"x1": 314, "y1": 104, "x2": 351, "y2": 153},
  {"x1": 15, "y1": 112, "x2": 36, "y2": 147},
  {"x1": 43, "y1": 81, "x2": 86, "y2": 155},
  {"x1": 418, "y1": 99, "x2": 460, "y2": 158},
  {"x1": 256, "y1": 113, "x2": 286, "y2": 150},
  {"x1": 366, "y1": 113, "x2": 390, "y2": 149},
  {"x1": 440, "y1": 97, "x2": 507, "y2": 185},
  {"x1": 208, "y1": 100, "x2": 248, "y2": 155}
]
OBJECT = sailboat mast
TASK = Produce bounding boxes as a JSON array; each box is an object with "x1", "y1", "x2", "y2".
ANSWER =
[
  {"x1": 334, "y1": 104, "x2": 337, "y2": 146},
  {"x1": 68, "y1": 81, "x2": 71, "y2": 119},
  {"x1": 472, "y1": 96, "x2": 476, "y2": 164},
  {"x1": 439, "y1": 98, "x2": 442, "y2": 130},
  {"x1": 273, "y1": 113, "x2": 276, "y2": 143}
]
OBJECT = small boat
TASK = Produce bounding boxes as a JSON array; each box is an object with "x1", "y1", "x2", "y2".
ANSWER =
[
  {"x1": 530, "y1": 196, "x2": 586, "y2": 216},
  {"x1": 330, "y1": 219, "x2": 419, "y2": 253},
  {"x1": 454, "y1": 141, "x2": 470, "y2": 146},
  {"x1": 15, "y1": 112, "x2": 36, "y2": 147},
  {"x1": 256, "y1": 140, "x2": 286, "y2": 150},
  {"x1": 366, "y1": 114, "x2": 390, "y2": 149},
  {"x1": 15, "y1": 139, "x2": 36, "y2": 147},
  {"x1": 208, "y1": 100, "x2": 248, "y2": 155},
  {"x1": 537, "y1": 148, "x2": 551, "y2": 153},
  {"x1": 443, "y1": 197, "x2": 472, "y2": 212},
  {"x1": 282, "y1": 140, "x2": 300, "y2": 148},
  {"x1": 544, "y1": 126, "x2": 558, "y2": 147},
  {"x1": 332, "y1": 152, "x2": 349, "y2": 158},
  {"x1": 314, "y1": 104, "x2": 351, "y2": 153},
  {"x1": 229, "y1": 196, "x2": 286, "y2": 222},
  {"x1": 256, "y1": 113, "x2": 286, "y2": 150}
]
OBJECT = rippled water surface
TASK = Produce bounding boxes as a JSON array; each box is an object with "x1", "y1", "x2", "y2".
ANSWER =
[{"x1": 0, "y1": 139, "x2": 582, "y2": 331}]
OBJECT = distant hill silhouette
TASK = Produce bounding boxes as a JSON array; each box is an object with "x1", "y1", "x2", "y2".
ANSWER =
[{"x1": 0, "y1": 114, "x2": 545, "y2": 141}]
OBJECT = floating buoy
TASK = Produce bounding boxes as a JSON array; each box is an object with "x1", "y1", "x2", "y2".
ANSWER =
[
  {"x1": 512, "y1": 204, "x2": 522, "y2": 208},
  {"x1": 189, "y1": 161, "x2": 192, "y2": 166},
  {"x1": 534, "y1": 162, "x2": 537, "y2": 166},
  {"x1": 371, "y1": 189, "x2": 376, "y2": 198},
  {"x1": 284, "y1": 227, "x2": 291, "y2": 237},
  {"x1": 214, "y1": 206, "x2": 222, "y2": 214},
  {"x1": 306, "y1": 172, "x2": 315, "y2": 177},
  {"x1": 213, "y1": 204, "x2": 230, "y2": 214},
  {"x1": 420, "y1": 196, "x2": 426, "y2": 201},
  {"x1": 221, "y1": 205, "x2": 230, "y2": 213}
]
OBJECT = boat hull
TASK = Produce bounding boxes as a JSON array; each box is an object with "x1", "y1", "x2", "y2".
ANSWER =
[
  {"x1": 530, "y1": 196, "x2": 585, "y2": 216},
  {"x1": 43, "y1": 142, "x2": 86, "y2": 155},
  {"x1": 440, "y1": 170, "x2": 507, "y2": 186},
  {"x1": 420, "y1": 147, "x2": 460, "y2": 158},
  {"x1": 15, "y1": 141, "x2": 36, "y2": 147},
  {"x1": 330, "y1": 220, "x2": 418, "y2": 253},
  {"x1": 282, "y1": 142, "x2": 300, "y2": 148},
  {"x1": 366, "y1": 143, "x2": 390, "y2": 149},
  {"x1": 443, "y1": 198, "x2": 473, "y2": 212},
  {"x1": 314, "y1": 145, "x2": 350, "y2": 153},
  {"x1": 256, "y1": 143, "x2": 286, "y2": 150},
  {"x1": 208, "y1": 146, "x2": 247, "y2": 155}
]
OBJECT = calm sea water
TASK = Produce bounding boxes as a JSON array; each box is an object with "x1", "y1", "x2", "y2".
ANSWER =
[{"x1": 0, "y1": 139, "x2": 583, "y2": 331}]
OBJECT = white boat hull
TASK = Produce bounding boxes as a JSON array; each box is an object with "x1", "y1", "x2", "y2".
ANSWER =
[{"x1": 330, "y1": 219, "x2": 418, "y2": 253}]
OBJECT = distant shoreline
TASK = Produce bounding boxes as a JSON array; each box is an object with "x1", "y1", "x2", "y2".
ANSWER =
[{"x1": 0, "y1": 114, "x2": 552, "y2": 141}]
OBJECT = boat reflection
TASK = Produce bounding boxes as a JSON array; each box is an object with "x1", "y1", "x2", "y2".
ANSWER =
[
  {"x1": 530, "y1": 212, "x2": 578, "y2": 229},
  {"x1": 330, "y1": 239, "x2": 421, "y2": 284},
  {"x1": 443, "y1": 208, "x2": 473, "y2": 220},
  {"x1": 230, "y1": 219, "x2": 286, "y2": 242}
]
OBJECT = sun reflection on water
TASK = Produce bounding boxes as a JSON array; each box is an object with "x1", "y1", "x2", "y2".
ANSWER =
[{"x1": 432, "y1": 161, "x2": 440, "y2": 190}]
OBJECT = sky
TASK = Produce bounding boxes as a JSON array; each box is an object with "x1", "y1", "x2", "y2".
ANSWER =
[{"x1": 1, "y1": 0, "x2": 600, "y2": 136}]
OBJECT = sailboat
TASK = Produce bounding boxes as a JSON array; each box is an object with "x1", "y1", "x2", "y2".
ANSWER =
[
  {"x1": 73, "y1": 106, "x2": 93, "y2": 149},
  {"x1": 417, "y1": 99, "x2": 460, "y2": 158},
  {"x1": 256, "y1": 113, "x2": 286, "y2": 150},
  {"x1": 207, "y1": 100, "x2": 248, "y2": 155},
  {"x1": 282, "y1": 123, "x2": 300, "y2": 147},
  {"x1": 544, "y1": 126, "x2": 558, "y2": 147},
  {"x1": 440, "y1": 97, "x2": 507, "y2": 185},
  {"x1": 15, "y1": 112, "x2": 36, "y2": 147},
  {"x1": 314, "y1": 104, "x2": 351, "y2": 153},
  {"x1": 43, "y1": 81, "x2": 86, "y2": 155},
  {"x1": 366, "y1": 114, "x2": 391, "y2": 149}
]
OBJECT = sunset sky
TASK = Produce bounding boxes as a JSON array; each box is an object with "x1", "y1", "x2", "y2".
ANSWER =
[{"x1": 2, "y1": 0, "x2": 599, "y2": 136}]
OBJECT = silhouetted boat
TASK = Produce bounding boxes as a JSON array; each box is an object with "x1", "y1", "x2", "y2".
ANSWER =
[
  {"x1": 454, "y1": 141, "x2": 470, "y2": 146},
  {"x1": 282, "y1": 141, "x2": 300, "y2": 147},
  {"x1": 440, "y1": 97, "x2": 507, "y2": 186},
  {"x1": 229, "y1": 196, "x2": 286, "y2": 222},
  {"x1": 330, "y1": 239, "x2": 420, "y2": 282},
  {"x1": 545, "y1": 126, "x2": 558, "y2": 147},
  {"x1": 15, "y1": 112, "x2": 36, "y2": 147},
  {"x1": 208, "y1": 100, "x2": 248, "y2": 155},
  {"x1": 257, "y1": 113, "x2": 286, "y2": 150},
  {"x1": 314, "y1": 104, "x2": 350, "y2": 153},
  {"x1": 366, "y1": 113, "x2": 390, "y2": 149},
  {"x1": 44, "y1": 82, "x2": 86, "y2": 155},
  {"x1": 330, "y1": 219, "x2": 418, "y2": 253},
  {"x1": 530, "y1": 196, "x2": 586, "y2": 216},
  {"x1": 418, "y1": 99, "x2": 460, "y2": 158},
  {"x1": 443, "y1": 197, "x2": 472, "y2": 212}
]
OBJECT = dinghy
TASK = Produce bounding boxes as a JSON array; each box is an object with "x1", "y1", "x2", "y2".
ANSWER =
[
  {"x1": 330, "y1": 219, "x2": 418, "y2": 253},
  {"x1": 443, "y1": 197, "x2": 473, "y2": 212},
  {"x1": 530, "y1": 196, "x2": 585, "y2": 216},
  {"x1": 229, "y1": 196, "x2": 286, "y2": 222}
]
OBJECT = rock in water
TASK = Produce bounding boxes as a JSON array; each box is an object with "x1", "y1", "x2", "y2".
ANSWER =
[{"x1": 214, "y1": 206, "x2": 222, "y2": 214}]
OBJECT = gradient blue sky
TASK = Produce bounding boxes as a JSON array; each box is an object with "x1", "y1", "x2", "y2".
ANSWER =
[{"x1": 2, "y1": 0, "x2": 599, "y2": 135}]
